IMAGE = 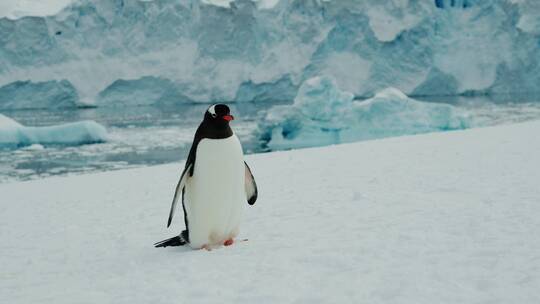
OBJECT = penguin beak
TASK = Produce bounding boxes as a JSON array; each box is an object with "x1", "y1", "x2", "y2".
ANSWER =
[{"x1": 223, "y1": 115, "x2": 234, "y2": 122}]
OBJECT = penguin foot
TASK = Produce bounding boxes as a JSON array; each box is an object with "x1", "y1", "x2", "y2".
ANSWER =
[
  {"x1": 154, "y1": 235, "x2": 187, "y2": 248},
  {"x1": 224, "y1": 239, "x2": 234, "y2": 246}
]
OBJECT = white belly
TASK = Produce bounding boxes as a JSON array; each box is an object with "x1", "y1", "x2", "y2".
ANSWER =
[{"x1": 184, "y1": 135, "x2": 245, "y2": 249}]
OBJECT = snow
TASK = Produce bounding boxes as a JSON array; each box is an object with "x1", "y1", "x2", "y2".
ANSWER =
[
  {"x1": 431, "y1": 5, "x2": 514, "y2": 93},
  {"x1": 1, "y1": 119, "x2": 539, "y2": 303},
  {"x1": 365, "y1": 1, "x2": 426, "y2": 42},
  {"x1": 0, "y1": 113, "x2": 108, "y2": 148},
  {"x1": 1, "y1": 0, "x2": 540, "y2": 107},
  {"x1": 510, "y1": 0, "x2": 540, "y2": 34},
  {"x1": 202, "y1": 0, "x2": 279, "y2": 9},
  {"x1": 0, "y1": 0, "x2": 72, "y2": 19},
  {"x1": 257, "y1": 77, "x2": 469, "y2": 150}
]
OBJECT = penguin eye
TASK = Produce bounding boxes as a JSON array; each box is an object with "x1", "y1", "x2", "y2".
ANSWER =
[{"x1": 211, "y1": 113, "x2": 217, "y2": 118}]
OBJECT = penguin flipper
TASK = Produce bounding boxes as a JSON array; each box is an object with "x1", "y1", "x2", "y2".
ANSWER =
[
  {"x1": 167, "y1": 163, "x2": 192, "y2": 227},
  {"x1": 244, "y1": 161, "x2": 258, "y2": 205}
]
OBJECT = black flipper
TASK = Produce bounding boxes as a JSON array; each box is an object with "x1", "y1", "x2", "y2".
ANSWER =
[
  {"x1": 167, "y1": 163, "x2": 192, "y2": 228},
  {"x1": 244, "y1": 161, "x2": 258, "y2": 205}
]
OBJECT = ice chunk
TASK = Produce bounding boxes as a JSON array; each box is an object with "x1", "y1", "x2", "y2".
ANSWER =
[
  {"x1": 257, "y1": 76, "x2": 470, "y2": 151},
  {"x1": 293, "y1": 76, "x2": 355, "y2": 130},
  {"x1": 0, "y1": 114, "x2": 108, "y2": 148}
]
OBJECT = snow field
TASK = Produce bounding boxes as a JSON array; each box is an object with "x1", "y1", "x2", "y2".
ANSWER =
[{"x1": 1, "y1": 120, "x2": 539, "y2": 303}]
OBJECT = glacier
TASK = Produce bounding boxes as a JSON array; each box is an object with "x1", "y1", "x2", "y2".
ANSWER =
[
  {"x1": 0, "y1": 0, "x2": 540, "y2": 108},
  {"x1": 0, "y1": 0, "x2": 72, "y2": 19},
  {"x1": 0, "y1": 80, "x2": 79, "y2": 110},
  {"x1": 96, "y1": 76, "x2": 195, "y2": 106},
  {"x1": 0, "y1": 113, "x2": 108, "y2": 148},
  {"x1": 256, "y1": 76, "x2": 470, "y2": 150}
]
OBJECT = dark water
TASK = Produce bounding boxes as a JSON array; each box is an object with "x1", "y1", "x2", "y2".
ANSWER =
[
  {"x1": 0, "y1": 102, "x2": 284, "y2": 183},
  {"x1": 1, "y1": 96, "x2": 540, "y2": 183}
]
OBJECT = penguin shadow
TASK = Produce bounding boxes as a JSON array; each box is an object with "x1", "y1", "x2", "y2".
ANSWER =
[
  {"x1": 155, "y1": 245, "x2": 220, "y2": 253},
  {"x1": 153, "y1": 243, "x2": 193, "y2": 253},
  {"x1": 168, "y1": 246, "x2": 194, "y2": 253}
]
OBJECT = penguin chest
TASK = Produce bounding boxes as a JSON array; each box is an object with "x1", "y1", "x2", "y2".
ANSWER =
[{"x1": 185, "y1": 135, "x2": 245, "y2": 248}]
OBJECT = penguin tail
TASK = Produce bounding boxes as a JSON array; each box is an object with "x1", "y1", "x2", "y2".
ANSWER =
[{"x1": 154, "y1": 235, "x2": 187, "y2": 248}]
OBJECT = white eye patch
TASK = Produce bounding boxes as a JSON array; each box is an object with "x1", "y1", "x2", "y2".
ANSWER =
[{"x1": 207, "y1": 104, "x2": 217, "y2": 117}]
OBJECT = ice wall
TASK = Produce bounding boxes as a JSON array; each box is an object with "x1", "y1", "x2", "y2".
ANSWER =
[
  {"x1": 0, "y1": 0, "x2": 539, "y2": 108},
  {"x1": 256, "y1": 76, "x2": 470, "y2": 151},
  {"x1": 0, "y1": 80, "x2": 78, "y2": 110}
]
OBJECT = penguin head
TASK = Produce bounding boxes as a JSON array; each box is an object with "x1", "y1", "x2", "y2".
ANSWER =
[{"x1": 204, "y1": 104, "x2": 234, "y2": 126}]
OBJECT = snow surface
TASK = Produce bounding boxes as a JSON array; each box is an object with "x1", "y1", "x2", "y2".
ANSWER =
[
  {"x1": 257, "y1": 76, "x2": 469, "y2": 150},
  {"x1": 0, "y1": 113, "x2": 108, "y2": 147},
  {"x1": 1, "y1": 120, "x2": 539, "y2": 303},
  {"x1": 1, "y1": 0, "x2": 540, "y2": 107}
]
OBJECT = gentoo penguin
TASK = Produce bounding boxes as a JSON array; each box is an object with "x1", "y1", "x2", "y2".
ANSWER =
[{"x1": 154, "y1": 104, "x2": 258, "y2": 249}]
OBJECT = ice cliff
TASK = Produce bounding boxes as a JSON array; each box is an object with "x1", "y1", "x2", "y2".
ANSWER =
[
  {"x1": 0, "y1": 80, "x2": 79, "y2": 110},
  {"x1": 0, "y1": 113, "x2": 108, "y2": 148},
  {"x1": 0, "y1": 0, "x2": 539, "y2": 108},
  {"x1": 256, "y1": 76, "x2": 470, "y2": 150}
]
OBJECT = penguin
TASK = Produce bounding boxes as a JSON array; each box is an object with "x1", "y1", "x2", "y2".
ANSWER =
[{"x1": 154, "y1": 104, "x2": 258, "y2": 249}]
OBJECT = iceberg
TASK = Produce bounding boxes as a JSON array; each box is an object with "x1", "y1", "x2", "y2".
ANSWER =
[
  {"x1": 256, "y1": 76, "x2": 470, "y2": 151},
  {"x1": 0, "y1": 0, "x2": 539, "y2": 107},
  {"x1": 0, "y1": 113, "x2": 108, "y2": 148}
]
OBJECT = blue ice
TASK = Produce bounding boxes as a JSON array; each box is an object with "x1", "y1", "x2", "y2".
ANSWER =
[
  {"x1": 256, "y1": 76, "x2": 470, "y2": 151},
  {"x1": 0, "y1": 114, "x2": 108, "y2": 148}
]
